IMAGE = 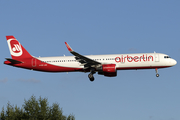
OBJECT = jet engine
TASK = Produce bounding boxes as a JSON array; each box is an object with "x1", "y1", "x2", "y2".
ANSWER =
[{"x1": 97, "y1": 64, "x2": 117, "y2": 77}]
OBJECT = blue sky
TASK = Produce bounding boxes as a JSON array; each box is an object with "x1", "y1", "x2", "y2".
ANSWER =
[{"x1": 0, "y1": 0, "x2": 180, "y2": 120}]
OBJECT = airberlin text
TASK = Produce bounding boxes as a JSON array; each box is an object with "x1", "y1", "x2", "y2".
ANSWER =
[{"x1": 115, "y1": 54, "x2": 153, "y2": 63}]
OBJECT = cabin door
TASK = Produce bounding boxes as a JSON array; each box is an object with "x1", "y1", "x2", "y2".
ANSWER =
[
  {"x1": 32, "y1": 58, "x2": 36, "y2": 67},
  {"x1": 155, "y1": 53, "x2": 159, "y2": 62}
]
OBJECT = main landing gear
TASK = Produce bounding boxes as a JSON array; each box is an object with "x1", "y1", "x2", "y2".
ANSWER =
[
  {"x1": 88, "y1": 69, "x2": 96, "y2": 82},
  {"x1": 155, "y1": 68, "x2": 159, "y2": 77}
]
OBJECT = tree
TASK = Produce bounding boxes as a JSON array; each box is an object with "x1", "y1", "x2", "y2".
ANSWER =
[
  {"x1": 5, "y1": 101, "x2": 15, "y2": 120},
  {"x1": 49, "y1": 103, "x2": 66, "y2": 120},
  {"x1": 0, "y1": 107, "x2": 5, "y2": 120},
  {"x1": 67, "y1": 114, "x2": 75, "y2": 120},
  {"x1": 0, "y1": 95, "x2": 75, "y2": 120}
]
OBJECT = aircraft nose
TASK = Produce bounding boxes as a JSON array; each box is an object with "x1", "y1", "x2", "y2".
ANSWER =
[{"x1": 171, "y1": 59, "x2": 177, "y2": 66}]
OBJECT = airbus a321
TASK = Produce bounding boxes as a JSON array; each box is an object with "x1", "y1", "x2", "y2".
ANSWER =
[{"x1": 4, "y1": 36, "x2": 177, "y2": 81}]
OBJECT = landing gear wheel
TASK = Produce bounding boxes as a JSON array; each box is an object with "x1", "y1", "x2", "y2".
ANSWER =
[
  {"x1": 156, "y1": 74, "x2": 159, "y2": 77},
  {"x1": 88, "y1": 73, "x2": 95, "y2": 82},
  {"x1": 88, "y1": 68, "x2": 96, "y2": 82},
  {"x1": 90, "y1": 77, "x2": 94, "y2": 81}
]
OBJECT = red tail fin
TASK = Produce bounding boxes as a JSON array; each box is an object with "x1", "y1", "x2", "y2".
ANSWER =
[{"x1": 6, "y1": 36, "x2": 32, "y2": 60}]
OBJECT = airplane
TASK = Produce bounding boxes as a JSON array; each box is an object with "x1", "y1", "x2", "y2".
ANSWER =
[{"x1": 4, "y1": 36, "x2": 177, "y2": 81}]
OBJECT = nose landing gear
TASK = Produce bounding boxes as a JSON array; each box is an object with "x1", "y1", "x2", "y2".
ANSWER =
[{"x1": 155, "y1": 68, "x2": 159, "y2": 77}]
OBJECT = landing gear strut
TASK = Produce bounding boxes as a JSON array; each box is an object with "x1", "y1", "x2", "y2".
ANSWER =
[
  {"x1": 155, "y1": 68, "x2": 159, "y2": 77},
  {"x1": 88, "y1": 68, "x2": 96, "y2": 82}
]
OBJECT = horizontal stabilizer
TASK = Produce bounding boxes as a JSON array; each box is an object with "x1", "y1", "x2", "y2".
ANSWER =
[{"x1": 5, "y1": 58, "x2": 22, "y2": 64}]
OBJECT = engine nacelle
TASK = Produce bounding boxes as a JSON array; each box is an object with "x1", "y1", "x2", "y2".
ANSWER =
[
  {"x1": 97, "y1": 64, "x2": 117, "y2": 77},
  {"x1": 103, "y1": 72, "x2": 117, "y2": 77},
  {"x1": 102, "y1": 64, "x2": 116, "y2": 73}
]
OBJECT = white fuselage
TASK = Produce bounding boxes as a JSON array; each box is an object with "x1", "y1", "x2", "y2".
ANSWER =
[{"x1": 36, "y1": 53, "x2": 177, "y2": 71}]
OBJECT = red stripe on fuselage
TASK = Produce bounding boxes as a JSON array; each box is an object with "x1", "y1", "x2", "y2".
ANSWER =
[{"x1": 4, "y1": 58, "x2": 82, "y2": 72}]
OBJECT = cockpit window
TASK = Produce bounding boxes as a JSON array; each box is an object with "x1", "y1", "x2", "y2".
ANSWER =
[{"x1": 164, "y1": 56, "x2": 171, "y2": 58}]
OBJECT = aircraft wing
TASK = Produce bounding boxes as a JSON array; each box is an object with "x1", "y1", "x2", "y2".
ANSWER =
[{"x1": 65, "y1": 42, "x2": 101, "y2": 66}]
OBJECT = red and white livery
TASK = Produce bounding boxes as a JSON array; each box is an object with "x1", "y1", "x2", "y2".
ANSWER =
[{"x1": 4, "y1": 36, "x2": 177, "y2": 81}]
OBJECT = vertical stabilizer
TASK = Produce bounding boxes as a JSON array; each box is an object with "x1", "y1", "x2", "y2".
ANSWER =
[{"x1": 6, "y1": 36, "x2": 32, "y2": 59}]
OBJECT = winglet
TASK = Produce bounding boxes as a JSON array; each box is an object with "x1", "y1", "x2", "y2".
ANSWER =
[{"x1": 65, "y1": 42, "x2": 73, "y2": 52}]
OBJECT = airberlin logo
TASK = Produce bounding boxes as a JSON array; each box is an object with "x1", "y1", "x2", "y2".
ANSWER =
[
  {"x1": 115, "y1": 54, "x2": 154, "y2": 63},
  {"x1": 12, "y1": 44, "x2": 21, "y2": 53},
  {"x1": 7, "y1": 39, "x2": 23, "y2": 56}
]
